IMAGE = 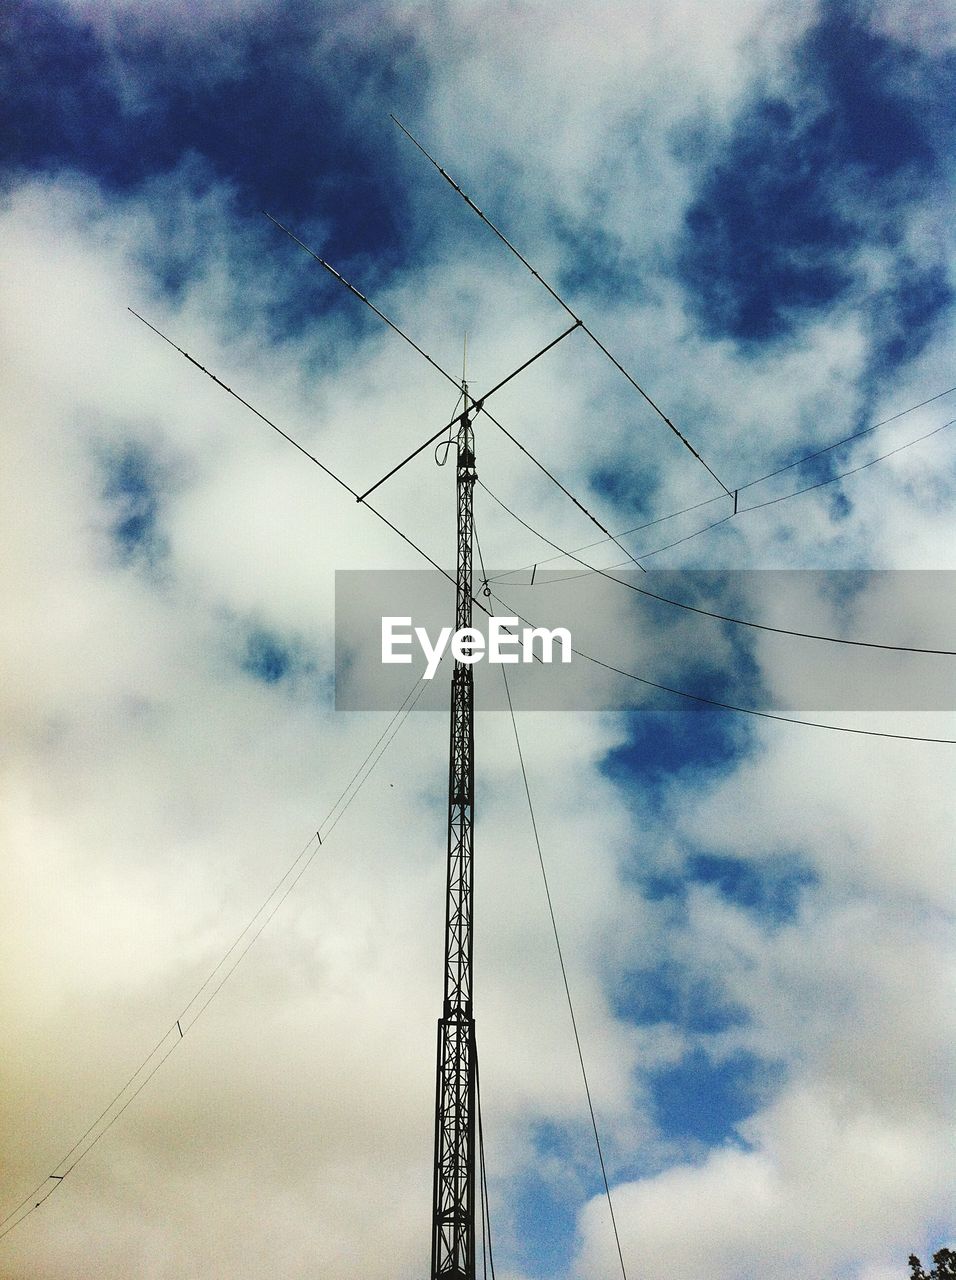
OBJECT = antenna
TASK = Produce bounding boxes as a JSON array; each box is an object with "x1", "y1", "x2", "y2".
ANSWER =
[
  {"x1": 431, "y1": 381, "x2": 478, "y2": 1280},
  {"x1": 389, "y1": 115, "x2": 733, "y2": 499}
]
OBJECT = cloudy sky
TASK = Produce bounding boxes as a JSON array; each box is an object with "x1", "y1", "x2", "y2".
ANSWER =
[{"x1": 2, "y1": 1, "x2": 955, "y2": 1277}]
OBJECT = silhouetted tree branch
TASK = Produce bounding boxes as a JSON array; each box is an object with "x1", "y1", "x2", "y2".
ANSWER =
[{"x1": 909, "y1": 1248, "x2": 956, "y2": 1279}]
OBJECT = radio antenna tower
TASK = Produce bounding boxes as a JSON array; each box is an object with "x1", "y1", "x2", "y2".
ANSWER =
[{"x1": 431, "y1": 370, "x2": 478, "y2": 1280}]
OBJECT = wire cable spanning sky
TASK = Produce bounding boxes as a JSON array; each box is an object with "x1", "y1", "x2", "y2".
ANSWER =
[
  {"x1": 1, "y1": 4, "x2": 955, "y2": 1280},
  {"x1": 0, "y1": 666, "x2": 432, "y2": 1244},
  {"x1": 483, "y1": 387, "x2": 956, "y2": 577}
]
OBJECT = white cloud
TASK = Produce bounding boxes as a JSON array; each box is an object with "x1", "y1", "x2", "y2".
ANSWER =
[
  {"x1": 2, "y1": 3, "x2": 954, "y2": 1276},
  {"x1": 576, "y1": 1088, "x2": 953, "y2": 1279}
]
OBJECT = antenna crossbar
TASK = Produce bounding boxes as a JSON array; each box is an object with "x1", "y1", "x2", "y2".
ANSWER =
[
  {"x1": 357, "y1": 321, "x2": 580, "y2": 503},
  {"x1": 389, "y1": 114, "x2": 733, "y2": 499},
  {"x1": 266, "y1": 216, "x2": 645, "y2": 570}
]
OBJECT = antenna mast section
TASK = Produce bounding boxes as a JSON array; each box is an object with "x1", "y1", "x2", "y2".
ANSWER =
[{"x1": 431, "y1": 384, "x2": 478, "y2": 1280}]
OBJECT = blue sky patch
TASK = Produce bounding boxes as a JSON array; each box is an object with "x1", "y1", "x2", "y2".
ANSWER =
[
  {"x1": 799, "y1": 4, "x2": 941, "y2": 181},
  {"x1": 3, "y1": 1, "x2": 428, "y2": 269},
  {"x1": 689, "y1": 852, "x2": 816, "y2": 925},
  {"x1": 628, "y1": 847, "x2": 817, "y2": 928},
  {"x1": 553, "y1": 210, "x2": 644, "y2": 306},
  {"x1": 602, "y1": 706, "x2": 749, "y2": 802},
  {"x1": 590, "y1": 458, "x2": 661, "y2": 525},
  {"x1": 665, "y1": 638, "x2": 765, "y2": 711},
  {"x1": 508, "y1": 1160, "x2": 579, "y2": 1280},
  {"x1": 242, "y1": 627, "x2": 295, "y2": 684},
  {"x1": 871, "y1": 260, "x2": 954, "y2": 372},
  {"x1": 612, "y1": 960, "x2": 748, "y2": 1035},
  {"x1": 679, "y1": 96, "x2": 855, "y2": 342},
  {"x1": 649, "y1": 1047, "x2": 780, "y2": 1145},
  {"x1": 101, "y1": 442, "x2": 165, "y2": 564},
  {"x1": 676, "y1": 1, "x2": 955, "y2": 354},
  {"x1": 626, "y1": 574, "x2": 769, "y2": 710}
]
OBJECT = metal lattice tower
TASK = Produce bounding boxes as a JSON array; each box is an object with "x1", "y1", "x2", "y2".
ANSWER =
[{"x1": 430, "y1": 403, "x2": 477, "y2": 1280}]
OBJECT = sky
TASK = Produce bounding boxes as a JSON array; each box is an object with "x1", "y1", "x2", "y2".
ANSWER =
[{"x1": 1, "y1": 2, "x2": 955, "y2": 1278}]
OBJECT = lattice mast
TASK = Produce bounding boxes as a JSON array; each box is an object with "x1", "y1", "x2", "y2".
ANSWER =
[{"x1": 431, "y1": 396, "x2": 477, "y2": 1280}]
